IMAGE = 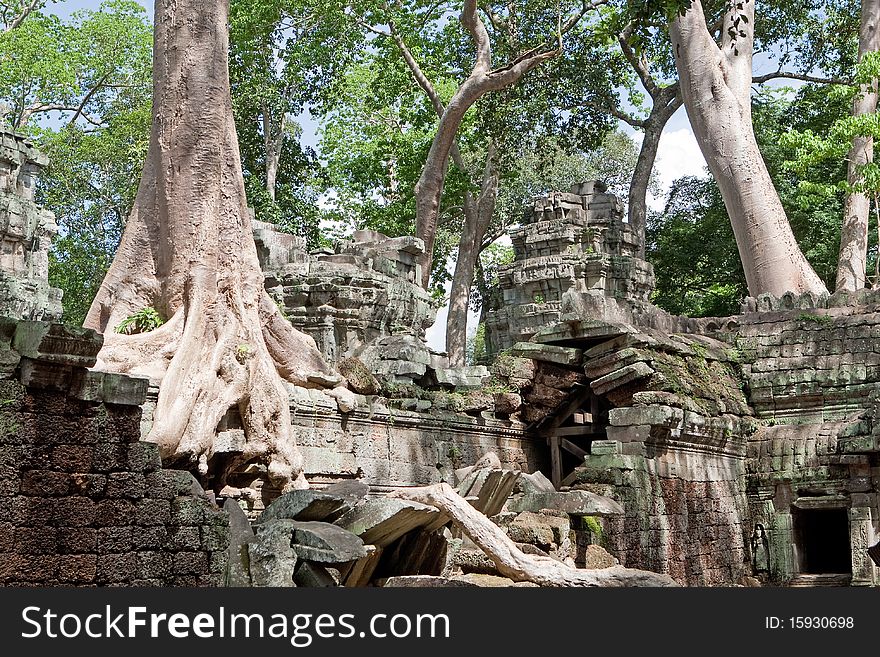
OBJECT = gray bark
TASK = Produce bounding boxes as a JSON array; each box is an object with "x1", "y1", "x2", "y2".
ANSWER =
[
  {"x1": 446, "y1": 145, "x2": 499, "y2": 367},
  {"x1": 628, "y1": 91, "x2": 682, "y2": 258},
  {"x1": 413, "y1": 0, "x2": 564, "y2": 288},
  {"x1": 670, "y1": 0, "x2": 828, "y2": 297},
  {"x1": 836, "y1": 0, "x2": 880, "y2": 292}
]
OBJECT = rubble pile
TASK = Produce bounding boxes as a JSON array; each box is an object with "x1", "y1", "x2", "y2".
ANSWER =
[{"x1": 223, "y1": 453, "x2": 626, "y2": 587}]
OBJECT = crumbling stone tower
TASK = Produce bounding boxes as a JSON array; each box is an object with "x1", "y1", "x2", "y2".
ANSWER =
[
  {"x1": 0, "y1": 130, "x2": 63, "y2": 321},
  {"x1": 485, "y1": 181, "x2": 655, "y2": 357}
]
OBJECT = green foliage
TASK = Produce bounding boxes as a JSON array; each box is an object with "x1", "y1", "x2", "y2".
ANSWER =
[
  {"x1": 114, "y1": 307, "x2": 164, "y2": 335},
  {"x1": 0, "y1": 1, "x2": 155, "y2": 326},
  {"x1": 467, "y1": 322, "x2": 488, "y2": 366},
  {"x1": 581, "y1": 515, "x2": 604, "y2": 543},
  {"x1": 229, "y1": 0, "x2": 355, "y2": 247},
  {"x1": 796, "y1": 312, "x2": 834, "y2": 326}
]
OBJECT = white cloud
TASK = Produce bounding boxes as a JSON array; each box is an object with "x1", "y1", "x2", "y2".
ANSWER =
[{"x1": 649, "y1": 127, "x2": 708, "y2": 210}]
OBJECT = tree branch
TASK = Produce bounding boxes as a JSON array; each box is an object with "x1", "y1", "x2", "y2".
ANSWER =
[
  {"x1": 461, "y1": 0, "x2": 492, "y2": 75},
  {"x1": 618, "y1": 24, "x2": 660, "y2": 98},
  {"x1": 68, "y1": 71, "x2": 112, "y2": 128},
  {"x1": 387, "y1": 21, "x2": 468, "y2": 173},
  {"x1": 752, "y1": 70, "x2": 851, "y2": 86},
  {"x1": 6, "y1": 0, "x2": 41, "y2": 31}
]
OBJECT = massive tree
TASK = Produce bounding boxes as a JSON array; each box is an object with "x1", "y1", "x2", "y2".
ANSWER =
[
  {"x1": 669, "y1": 0, "x2": 828, "y2": 297},
  {"x1": 338, "y1": 0, "x2": 618, "y2": 365},
  {"x1": 837, "y1": 0, "x2": 880, "y2": 291},
  {"x1": 410, "y1": 0, "x2": 604, "y2": 289},
  {"x1": 607, "y1": 0, "x2": 855, "y2": 260},
  {"x1": 84, "y1": 0, "x2": 333, "y2": 491}
]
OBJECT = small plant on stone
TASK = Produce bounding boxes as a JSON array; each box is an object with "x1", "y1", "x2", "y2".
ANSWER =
[
  {"x1": 796, "y1": 312, "x2": 833, "y2": 326},
  {"x1": 114, "y1": 306, "x2": 165, "y2": 335},
  {"x1": 235, "y1": 343, "x2": 254, "y2": 363}
]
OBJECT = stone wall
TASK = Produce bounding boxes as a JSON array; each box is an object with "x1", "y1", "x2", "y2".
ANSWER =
[
  {"x1": 256, "y1": 224, "x2": 435, "y2": 367},
  {"x1": 0, "y1": 319, "x2": 228, "y2": 586},
  {"x1": 485, "y1": 182, "x2": 656, "y2": 357},
  {"x1": 715, "y1": 294, "x2": 880, "y2": 586},
  {"x1": 141, "y1": 383, "x2": 548, "y2": 518}
]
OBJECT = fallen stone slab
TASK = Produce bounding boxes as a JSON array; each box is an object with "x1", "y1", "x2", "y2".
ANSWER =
[
  {"x1": 288, "y1": 521, "x2": 367, "y2": 563},
  {"x1": 381, "y1": 576, "x2": 476, "y2": 588},
  {"x1": 339, "y1": 545, "x2": 383, "y2": 587},
  {"x1": 515, "y1": 471, "x2": 556, "y2": 495},
  {"x1": 224, "y1": 498, "x2": 256, "y2": 587},
  {"x1": 584, "y1": 544, "x2": 619, "y2": 569},
  {"x1": 506, "y1": 491, "x2": 623, "y2": 517},
  {"x1": 293, "y1": 561, "x2": 339, "y2": 587},
  {"x1": 474, "y1": 469, "x2": 521, "y2": 517},
  {"x1": 435, "y1": 366, "x2": 490, "y2": 388},
  {"x1": 334, "y1": 498, "x2": 441, "y2": 547},
  {"x1": 248, "y1": 520, "x2": 298, "y2": 587},
  {"x1": 257, "y1": 489, "x2": 357, "y2": 524},
  {"x1": 323, "y1": 479, "x2": 369, "y2": 500},
  {"x1": 511, "y1": 342, "x2": 583, "y2": 366}
]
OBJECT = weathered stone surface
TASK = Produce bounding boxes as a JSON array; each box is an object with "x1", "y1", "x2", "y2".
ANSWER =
[
  {"x1": 334, "y1": 498, "x2": 441, "y2": 547},
  {"x1": 511, "y1": 342, "x2": 583, "y2": 366},
  {"x1": 288, "y1": 521, "x2": 366, "y2": 563},
  {"x1": 0, "y1": 131, "x2": 62, "y2": 322},
  {"x1": 434, "y1": 366, "x2": 490, "y2": 388},
  {"x1": 328, "y1": 386, "x2": 358, "y2": 413},
  {"x1": 293, "y1": 561, "x2": 338, "y2": 587},
  {"x1": 515, "y1": 471, "x2": 556, "y2": 495},
  {"x1": 248, "y1": 520, "x2": 298, "y2": 587},
  {"x1": 257, "y1": 489, "x2": 356, "y2": 524},
  {"x1": 381, "y1": 575, "x2": 476, "y2": 587},
  {"x1": 337, "y1": 357, "x2": 380, "y2": 395},
  {"x1": 493, "y1": 392, "x2": 522, "y2": 416},
  {"x1": 507, "y1": 490, "x2": 623, "y2": 517},
  {"x1": 258, "y1": 226, "x2": 435, "y2": 365},
  {"x1": 504, "y1": 511, "x2": 571, "y2": 552},
  {"x1": 583, "y1": 544, "x2": 619, "y2": 569},
  {"x1": 223, "y1": 498, "x2": 254, "y2": 587},
  {"x1": 323, "y1": 479, "x2": 369, "y2": 500}
]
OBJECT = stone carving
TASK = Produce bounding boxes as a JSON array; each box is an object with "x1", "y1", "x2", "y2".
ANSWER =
[
  {"x1": 0, "y1": 130, "x2": 63, "y2": 321},
  {"x1": 485, "y1": 181, "x2": 656, "y2": 357},
  {"x1": 255, "y1": 223, "x2": 435, "y2": 366}
]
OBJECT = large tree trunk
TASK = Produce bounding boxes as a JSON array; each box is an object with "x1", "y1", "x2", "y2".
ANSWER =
[
  {"x1": 629, "y1": 94, "x2": 681, "y2": 258},
  {"x1": 393, "y1": 484, "x2": 678, "y2": 586},
  {"x1": 670, "y1": 0, "x2": 827, "y2": 297},
  {"x1": 445, "y1": 146, "x2": 499, "y2": 367},
  {"x1": 413, "y1": 0, "x2": 561, "y2": 289},
  {"x1": 84, "y1": 0, "x2": 333, "y2": 492},
  {"x1": 836, "y1": 0, "x2": 880, "y2": 292}
]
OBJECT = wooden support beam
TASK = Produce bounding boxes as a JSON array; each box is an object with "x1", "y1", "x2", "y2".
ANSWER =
[
  {"x1": 550, "y1": 435, "x2": 562, "y2": 490},
  {"x1": 559, "y1": 438, "x2": 588, "y2": 460},
  {"x1": 554, "y1": 425, "x2": 602, "y2": 437}
]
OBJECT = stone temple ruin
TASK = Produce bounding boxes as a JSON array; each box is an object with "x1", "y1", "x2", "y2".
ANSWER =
[
  {"x1": 0, "y1": 132, "x2": 62, "y2": 322},
  {"x1": 1, "y1": 129, "x2": 878, "y2": 587}
]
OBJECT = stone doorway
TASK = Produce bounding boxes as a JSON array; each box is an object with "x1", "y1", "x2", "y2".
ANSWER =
[{"x1": 793, "y1": 508, "x2": 852, "y2": 575}]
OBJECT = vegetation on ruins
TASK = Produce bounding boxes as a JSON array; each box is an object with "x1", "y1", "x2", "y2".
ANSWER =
[{"x1": 2, "y1": 0, "x2": 880, "y2": 486}]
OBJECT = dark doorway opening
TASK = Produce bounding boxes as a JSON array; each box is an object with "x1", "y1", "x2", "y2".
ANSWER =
[{"x1": 793, "y1": 508, "x2": 852, "y2": 575}]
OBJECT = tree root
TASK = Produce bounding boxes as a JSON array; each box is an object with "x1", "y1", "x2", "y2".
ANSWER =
[{"x1": 392, "y1": 483, "x2": 679, "y2": 587}]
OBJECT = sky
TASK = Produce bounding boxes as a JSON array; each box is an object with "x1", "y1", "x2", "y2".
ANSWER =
[{"x1": 51, "y1": 0, "x2": 710, "y2": 351}]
